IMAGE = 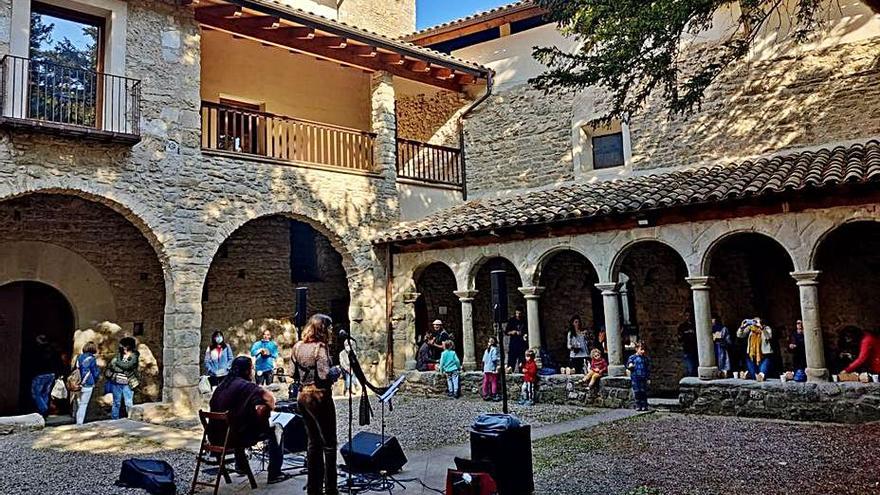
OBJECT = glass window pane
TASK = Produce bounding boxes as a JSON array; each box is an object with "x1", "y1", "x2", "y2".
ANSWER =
[{"x1": 592, "y1": 132, "x2": 625, "y2": 169}]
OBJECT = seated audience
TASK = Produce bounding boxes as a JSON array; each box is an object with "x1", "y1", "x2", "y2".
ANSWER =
[
  {"x1": 845, "y1": 327, "x2": 880, "y2": 375},
  {"x1": 416, "y1": 334, "x2": 437, "y2": 371},
  {"x1": 582, "y1": 348, "x2": 608, "y2": 390}
]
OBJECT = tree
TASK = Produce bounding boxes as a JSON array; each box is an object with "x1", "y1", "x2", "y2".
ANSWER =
[{"x1": 530, "y1": 0, "x2": 880, "y2": 125}]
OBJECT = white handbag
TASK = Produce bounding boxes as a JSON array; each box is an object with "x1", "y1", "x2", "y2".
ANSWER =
[
  {"x1": 198, "y1": 375, "x2": 212, "y2": 394},
  {"x1": 51, "y1": 378, "x2": 68, "y2": 400}
]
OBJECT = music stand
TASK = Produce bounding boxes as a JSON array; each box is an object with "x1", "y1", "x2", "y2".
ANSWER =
[{"x1": 377, "y1": 375, "x2": 406, "y2": 491}]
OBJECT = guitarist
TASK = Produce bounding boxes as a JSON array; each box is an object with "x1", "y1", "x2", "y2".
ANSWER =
[{"x1": 209, "y1": 356, "x2": 292, "y2": 485}]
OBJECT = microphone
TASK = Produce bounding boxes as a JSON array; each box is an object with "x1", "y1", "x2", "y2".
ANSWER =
[{"x1": 339, "y1": 329, "x2": 354, "y2": 341}]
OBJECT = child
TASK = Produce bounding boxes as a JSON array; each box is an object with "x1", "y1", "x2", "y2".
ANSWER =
[
  {"x1": 520, "y1": 349, "x2": 538, "y2": 405},
  {"x1": 582, "y1": 348, "x2": 608, "y2": 390},
  {"x1": 627, "y1": 342, "x2": 650, "y2": 411},
  {"x1": 481, "y1": 337, "x2": 500, "y2": 401},
  {"x1": 439, "y1": 340, "x2": 462, "y2": 398}
]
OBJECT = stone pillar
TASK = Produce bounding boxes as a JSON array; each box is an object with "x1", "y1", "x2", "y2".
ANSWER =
[
  {"x1": 162, "y1": 275, "x2": 204, "y2": 415},
  {"x1": 402, "y1": 291, "x2": 421, "y2": 371},
  {"x1": 791, "y1": 270, "x2": 829, "y2": 381},
  {"x1": 518, "y1": 287, "x2": 545, "y2": 353},
  {"x1": 454, "y1": 290, "x2": 479, "y2": 370},
  {"x1": 685, "y1": 276, "x2": 718, "y2": 379},
  {"x1": 595, "y1": 282, "x2": 625, "y2": 377},
  {"x1": 370, "y1": 71, "x2": 397, "y2": 179}
]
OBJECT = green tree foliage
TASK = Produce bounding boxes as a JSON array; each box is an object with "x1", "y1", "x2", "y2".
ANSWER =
[{"x1": 530, "y1": 0, "x2": 880, "y2": 125}]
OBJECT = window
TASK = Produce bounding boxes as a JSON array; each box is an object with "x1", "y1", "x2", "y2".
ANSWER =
[
  {"x1": 28, "y1": 2, "x2": 104, "y2": 127},
  {"x1": 592, "y1": 132, "x2": 625, "y2": 169},
  {"x1": 290, "y1": 221, "x2": 321, "y2": 282},
  {"x1": 216, "y1": 97, "x2": 264, "y2": 155}
]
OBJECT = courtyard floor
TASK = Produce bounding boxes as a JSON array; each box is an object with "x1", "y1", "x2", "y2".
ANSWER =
[{"x1": 0, "y1": 397, "x2": 878, "y2": 494}]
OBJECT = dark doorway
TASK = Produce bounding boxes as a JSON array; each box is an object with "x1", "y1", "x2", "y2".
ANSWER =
[{"x1": 0, "y1": 281, "x2": 74, "y2": 416}]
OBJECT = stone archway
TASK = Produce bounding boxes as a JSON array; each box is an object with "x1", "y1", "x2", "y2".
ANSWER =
[
  {"x1": 814, "y1": 221, "x2": 880, "y2": 373},
  {"x1": 414, "y1": 262, "x2": 462, "y2": 358},
  {"x1": 706, "y1": 232, "x2": 799, "y2": 375},
  {"x1": 537, "y1": 250, "x2": 602, "y2": 368},
  {"x1": 613, "y1": 241, "x2": 691, "y2": 395},
  {"x1": 472, "y1": 257, "x2": 525, "y2": 365},
  {"x1": 201, "y1": 214, "x2": 352, "y2": 373}
]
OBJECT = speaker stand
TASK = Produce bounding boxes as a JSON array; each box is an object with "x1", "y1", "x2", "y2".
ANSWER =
[{"x1": 496, "y1": 320, "x2": 509, "y2": 414}]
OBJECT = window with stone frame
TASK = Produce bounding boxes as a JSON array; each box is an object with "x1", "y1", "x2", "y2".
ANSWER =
[{"x1": 582, "y1": 121, "x2": 628, "y2": 171}]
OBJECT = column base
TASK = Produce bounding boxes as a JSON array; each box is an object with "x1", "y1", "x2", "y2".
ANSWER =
[
  {"x1": 463, "y1": 360, "x2": 478, "y2": 372},
  {"x1": 608, "y1": 364, "x2": 627, "y2": 377},
  {"x1": 404, "y1": 360, "x2": 417, "y2": 371},
  {"x1": 698, "y1": 367, "x2": 720, "y2": 380},
  {"x1": 806, "y1": 367, "x2": 830, "y2": 382}
]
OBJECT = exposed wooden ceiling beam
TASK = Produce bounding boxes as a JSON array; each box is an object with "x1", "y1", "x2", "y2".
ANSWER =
[
  {"x1": 195, "y1": 4, "x2": 241, "y2": 17},
  {"x1": 196, "y1": 11, "x2": 464, "y2": 91},
  {"x1": 406, "y1": 60, "x2": 430, "y2": 73},
  {"x1": 406, "y1": 7, "x2": 546, "y2": 47},
  {"x1": 349, "y1": 45, "x2": 377, "y2": 57},
  {"x1": 314, "y1": 35, "x2": 347, "y2": 48},
  {"x1": 378, "y1": 53, "x2": 404, "y2": 65},
  {"x1": 276, "y1": 26, "x2": 314, "y2": 39},
  {"x1": 431, "y1": 67, "x2": 453, "y2": 80},
  {"x1": 232, "y1": 15, "x2": 280, "y2": 29}
]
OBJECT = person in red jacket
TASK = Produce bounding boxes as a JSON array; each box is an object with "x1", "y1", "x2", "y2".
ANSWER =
[
  {"x1": 844, "y1": 328, "x2": 880, "y2": 374},
  {"x1": 519, "y1": 349, "x2": 538, "y2": 405}
]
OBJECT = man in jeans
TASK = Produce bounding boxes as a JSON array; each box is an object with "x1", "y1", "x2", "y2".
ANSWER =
[
  {"x1": 250, "y1": 329, "x2": 279, "y2": 386},
  {"x1": 30, "y1": 334, "x2": 62, "y2": 416}
]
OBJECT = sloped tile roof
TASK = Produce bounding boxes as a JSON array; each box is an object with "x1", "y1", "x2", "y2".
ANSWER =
[
  {"x1": 237, "y1": 0, "x2": 493, "y2": 74},
  {"x1": 403, "y1": 1, "x2": 535, "y2": 41},
  {"x1": 377, "y1": 140, "x2": 880, "y2": 243}
]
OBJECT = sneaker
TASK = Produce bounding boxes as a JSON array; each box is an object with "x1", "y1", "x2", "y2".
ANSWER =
[
  {"x1": 757, "y1": 372, "x2": 765, "y2": 382},
  {"x1": 267, "y1": 473, "x2": 293, "y2": 485}
]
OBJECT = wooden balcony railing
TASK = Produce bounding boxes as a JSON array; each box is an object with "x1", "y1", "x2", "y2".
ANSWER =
[
  {"x1": 0, "y1": 55, "x2": 141, "y2": 141},
  {"x1": 201, "y1": 101, "x2": 376, "y2": 172},
  {"x1": 396, "y1": 138, "x2": 463, "y2": 188}
]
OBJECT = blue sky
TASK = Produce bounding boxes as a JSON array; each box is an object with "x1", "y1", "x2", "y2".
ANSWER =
[{"x1": 416, "y1": 0, "x2": 512, "y2": 30}]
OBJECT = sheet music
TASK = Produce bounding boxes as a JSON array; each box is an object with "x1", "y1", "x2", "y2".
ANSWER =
[
  {"x1": 379, "y1": 374, "x2": 407, "y2": 403},
  {"x1": 270, "y1": 411, "x2": 295, "y2": 428}
]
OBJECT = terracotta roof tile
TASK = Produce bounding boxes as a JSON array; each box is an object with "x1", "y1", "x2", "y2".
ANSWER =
[
  {"x1": 403, "y1": 1, "x2": 534, "y2": 40},
  {"x1": 377, "y1": 140, "x2": 880, "y2": 244}
]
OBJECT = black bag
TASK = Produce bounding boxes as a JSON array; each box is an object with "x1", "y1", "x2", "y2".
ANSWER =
[{"x1": 116, "y1": 459, "x2": 176, "y2": 495}]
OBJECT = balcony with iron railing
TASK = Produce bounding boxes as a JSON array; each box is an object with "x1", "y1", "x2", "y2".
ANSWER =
[
  {"x1": 0, "y1": 55, "x2": 141, "y2": 143},
  {"x1": 201, "y1": 101, "x2": 464, "y2": 189}
]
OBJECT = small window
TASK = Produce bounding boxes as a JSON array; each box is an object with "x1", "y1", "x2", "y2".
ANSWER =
[
  {"x1": 290, "y1": 221, "x2": 321, "y2": 282},
  {"x1": 592, "y1": 132, "x2": 625, "y2": 169}
]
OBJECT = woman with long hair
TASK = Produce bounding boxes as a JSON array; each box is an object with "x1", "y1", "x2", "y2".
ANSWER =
[
  {"x1": 567, "y1": 315, "x2": 590, "y2": 373},
  {"x1": 106, "y1": 336, "x2": 140, "y2": 419},
  {"x1": 293, "y1": 314, "x2": 340, "y2": 495},
  {"x1": 205, "y1": 330, "x2": 234, "y2": 387}
]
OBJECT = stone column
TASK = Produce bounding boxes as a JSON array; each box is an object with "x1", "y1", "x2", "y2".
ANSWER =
[
  {"x1": 518, "y1": 287, "x2": 545, "y2": 354},
  {"x1": 791, "y1": 270, "x2": 829, "y2": 381},
  {"x1": 454, "y1": 290, "x2": 479, "y2": 370},
  {"x1": 162, "y1": 275, "x2": 204, "y2": 415},
  {"x1": 685, "y1": 276, "x2": 718, "y2": 379},
  {"x1": 402, "y1": 291, "x2": 421, "y2": 370},
  {"x1": 370, "y1": 71, "x2": 397, "y2": 179},
  {"x1": 595, "y1": 282, "x2": 625, "y2": 377}
]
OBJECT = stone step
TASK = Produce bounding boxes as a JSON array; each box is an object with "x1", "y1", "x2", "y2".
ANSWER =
[{"x1": 648, "y1": 397, "x2": 682, "y2": 411}]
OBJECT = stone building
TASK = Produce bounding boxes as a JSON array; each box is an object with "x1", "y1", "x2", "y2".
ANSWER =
[
  {"x1": 385, "y1": 0, "x2": 880, "y2": 408},
  {"x1": 0, "y1": 0, "x2": 491, "y2": 416}
]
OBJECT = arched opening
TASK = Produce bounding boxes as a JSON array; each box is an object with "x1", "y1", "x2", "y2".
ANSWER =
[
  {"x1": 537, "y1": 250, "x2": 602, "y2": 369},
  {"x1": 0, "y1": 193, "x2": 166, "y2": 412},
  {"x1": 0, "y1": 281, "x2": 74, "y2": 416},
  {"x1": 815, "y1": 221, "x2": 880, "y2": 373},
  {"x1": 414, "y1": 262, "x2": 462, "y2": 358},
  {"x1": 201, "y1": 215, "x2": 351, "y2": 371},
  {"x1": 473, "y1": 257, "x2": 525, "y2": 366},
  {"x1": 614, "y1": 241, "x2": 691, "y2": 396},
  {"x1": 707, "y1": 233, "x2": 799, "y2": 376}
]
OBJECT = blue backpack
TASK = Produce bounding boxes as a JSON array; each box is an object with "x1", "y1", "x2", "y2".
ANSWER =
[{"x1": 116, "y1": 459, "x2": 176, "y2": 495}]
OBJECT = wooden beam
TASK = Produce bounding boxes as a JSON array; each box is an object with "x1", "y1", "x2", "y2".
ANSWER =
[
  {"x1": 406, "y1": 60, "x2": 429, "y2": 73},
  {"x1": 348, "y1": 45, "x2": 377, "y2": 57},
  {"x1": 315, "y1": 35, "x2": 347, "y2": 48},
  {"x1": 456, "y1": 73, "x2": 476, "y2": 85},
  {"x1": 276, "y1": 26, "x2": 314, "y2": 39},
  {"x1": 195, "y1": 4, "x2": 241, "y2": 18},
  {"x1": 231, "y1": 15, "x2": 280, "y2": 29},
  {"x1": 406, "y1": 7, "x2": 546, "y2": 47},
  {"x1": 431, "y1": 67, "x2": 453, "y2": 80},
  {"x1": 196, "y1": 12, "x2": 464, "y2": 91}
]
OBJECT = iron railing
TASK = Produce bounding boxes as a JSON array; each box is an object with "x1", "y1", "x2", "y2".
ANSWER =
[
  {"x1": 201, "y1": 101, "x2": 377, "y2": 172},
  {"x1": 0, "y1": 55, "x2": 141, "y2": 136},
  {"x1": 396, "y1": 137, "x2": 463, "y2": 188}
]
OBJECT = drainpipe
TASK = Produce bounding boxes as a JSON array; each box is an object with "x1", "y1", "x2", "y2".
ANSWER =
[
  {"x1": 385, "y1": 242, "x2": 395, "y2": 379},
  {"x1": 457, "y1": 72, "x2": 494, "y2": 200}
]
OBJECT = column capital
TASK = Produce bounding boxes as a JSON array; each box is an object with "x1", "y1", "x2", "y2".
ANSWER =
[
  {"x1": 453, "y1": 289, "x2": 478, "y2": 301},
  {"x1": 685, "y1": 276, "x2": 713, "y2": 290},
  {"x1": 595, "y1": 282, "x2": 621, "y2": 294},
  {"x1": 791, "y1": 270, "x2": 821, "y2": 286},
  {"x1": 518, "y1": 286, "x2": 545, "y2": 298},
  {"x1": 403, "y1": 291, "x2": 421, "y2": 304}
]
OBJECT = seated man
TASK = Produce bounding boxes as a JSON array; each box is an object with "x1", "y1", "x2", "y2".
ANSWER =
[
  {"x1": 209, "y1": 356, "x2": 291, "y2": 484},
  {"x1": 416, "y1": 334, "x2": 437, "y2": 371}
]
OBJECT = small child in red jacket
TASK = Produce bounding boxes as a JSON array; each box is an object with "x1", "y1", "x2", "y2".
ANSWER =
[
  {"x1": 519, "y1": 349, "x2": 538, "y2": 405},
  {"x1": 582, "y1": 348, "x2": 608, "y2": 390}
]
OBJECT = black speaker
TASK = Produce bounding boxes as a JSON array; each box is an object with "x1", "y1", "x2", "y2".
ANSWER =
[
  {"x1": 341, "y1": 432, "x2": 407, "y2": 473},
  {"x1": 274, "y1": 401, "x2": 307, "y2": 454},
  {"x1": 470, "y1": 423, "x2": 533, "y2": 495},
  {"x1": 490, "y1": 270, "x2": 508, "y2": 324},
  {"x1": 294, "y1": 287, "x2": 308, "y2": 328}
]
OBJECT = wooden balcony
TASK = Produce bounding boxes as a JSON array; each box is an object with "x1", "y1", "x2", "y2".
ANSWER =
[
  {"x1": 0, "y1": 55, "x2": 141, "y2": 143},
  {"x1": 396, "y1": 138, "x2": 463, "y2": 188},
  {"x1": 201, "y1": 101, "x2": 377, "y2": 172}
]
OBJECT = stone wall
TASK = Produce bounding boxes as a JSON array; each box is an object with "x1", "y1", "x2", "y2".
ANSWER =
[
  {"x1": 461, "y1": 36, "x2": 880, "y2": 197},
  {"x1": 338, "y1": 0, "x2": 415, "y2": 38},
  {"x1": 0, "y1": 194, "x2": 165, "y2": 402},
  {"x1": 397, "y1": 91, "x2": 468, "y2": 147},
  {"x1": 620, "y1": 243, "x2": 691, "y2": 394},
  {"x1": 463, "y1": 84, "x2": 575, "y2": 197},
  {"x1": 538, "y1": 250, "x2": 600, "y2": 367},
  {"x1": 678, "y1": 377, "x2": 880, "y2": 423}
]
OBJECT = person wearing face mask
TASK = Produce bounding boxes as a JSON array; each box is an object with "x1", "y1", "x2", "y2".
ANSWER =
[
  {"x1": 251, "y1": 329, "x2": 279, "y2": 386},
  {"x1": 205, "y1": 330, "x2": 234, "y2": 388}
]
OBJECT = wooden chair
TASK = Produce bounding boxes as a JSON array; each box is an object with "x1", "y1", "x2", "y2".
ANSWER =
[{"x1": 189, "y1": 410, "x2": 258, "y2": 494}]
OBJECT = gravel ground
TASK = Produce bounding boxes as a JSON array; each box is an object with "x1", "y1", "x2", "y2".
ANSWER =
[
  {"x1": 534, "y1": 413, "x2": 880, "y2": 495},
  {"x1": 159, "y1": 395, "x2": 597, "y2": 452},
  {"x1": 0, "y1": 427, "x2": 194, "y2": 495}
]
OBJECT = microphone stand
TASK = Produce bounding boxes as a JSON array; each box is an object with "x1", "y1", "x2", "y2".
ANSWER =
[{"x1": 339, "y1": 330, "x2": 355, "y2": 494}]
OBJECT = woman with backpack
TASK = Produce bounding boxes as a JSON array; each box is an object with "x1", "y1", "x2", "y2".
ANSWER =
[
  {"x1": 106, "y1": 337, "x2": 140, "y2": 419},
  {"x1": 73, "y1": 341, "x2": 101, "y2": 425}
]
